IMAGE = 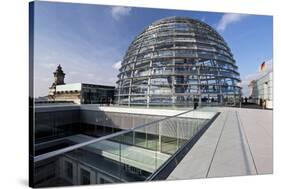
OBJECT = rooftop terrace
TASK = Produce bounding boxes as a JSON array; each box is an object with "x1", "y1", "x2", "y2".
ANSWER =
[{"x1": 31, "y1": 105, "x2": 273, "y2": 187}]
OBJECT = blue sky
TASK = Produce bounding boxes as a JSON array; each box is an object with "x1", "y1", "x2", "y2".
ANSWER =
[{"x1": 33, "y1": 1, "x2": 273, "y2": 97}]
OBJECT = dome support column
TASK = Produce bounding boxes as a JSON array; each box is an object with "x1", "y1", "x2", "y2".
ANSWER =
[
  {"x1": 147, "y1": 60, "x2": 153, "y2": 108},
  {"x1": 197, "y1": 60, "x2": 202, "y2": 106},
  {"x1": 172, "y1": 45, "x2": 176, "y2": 107}
]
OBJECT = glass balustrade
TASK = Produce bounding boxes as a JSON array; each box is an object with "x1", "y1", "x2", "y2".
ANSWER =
[{"x1": 32, "y1": 109, "x2": 217, "y2": 187}]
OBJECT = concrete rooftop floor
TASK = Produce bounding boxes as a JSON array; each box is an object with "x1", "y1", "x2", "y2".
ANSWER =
[{"x1": 167, "y1": 107, "x2": 273, "y2": 180}]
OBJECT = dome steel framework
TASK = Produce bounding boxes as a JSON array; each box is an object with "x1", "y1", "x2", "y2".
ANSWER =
[{"x1": 115, "y1": 17, "x2": 241, "y2": 107}]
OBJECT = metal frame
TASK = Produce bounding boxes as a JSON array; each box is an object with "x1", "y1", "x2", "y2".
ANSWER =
[{"x1": 116, "y1": 17, "x2": 241, "y2": 107}]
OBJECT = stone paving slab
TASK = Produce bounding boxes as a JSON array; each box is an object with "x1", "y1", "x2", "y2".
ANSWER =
[
  {"x1": 167, "y1": 111, "x2": 228, "y2": 179},
  {"x1": 207, "y1": 111, "x2": 257, "y2": 177},
  {"x1": 167, "y1": 107, "x2": 273, "y2": 180},
  {"x1": 237, "y1": 109, "x2": 273, "y2": 174}
]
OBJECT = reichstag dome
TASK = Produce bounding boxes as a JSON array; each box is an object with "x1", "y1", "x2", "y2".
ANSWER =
[{"x1": 116, "y1": 17, "x2": 241, "y2": 107}]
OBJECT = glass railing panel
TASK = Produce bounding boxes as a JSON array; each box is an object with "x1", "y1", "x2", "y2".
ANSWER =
[
  {"x1": 61, "y1": 139, "x2": 124, "y2": 184},
  {"x1": 34, "y1": 134, "x2": 95, "y2": 156},
  {"x1": 34, "y1": 108, "x2": 166, "y2": 156},
  {"x1": 159, "y1": 119, "x2": 178, "y2": 154},
  {"x1": 35, "y1": 109, "x2": 80, "y2": 144},
  {"x1": 33, "y1": 108, "x2": 218, "y2": 187},
  {"x1": 120, "y1": 129, "x2": 159, "y2": 178}
]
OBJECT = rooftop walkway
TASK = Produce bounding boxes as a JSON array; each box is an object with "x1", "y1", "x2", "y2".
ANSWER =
[{"x1": 167, "y1": 107, "x2": 273, "y2": 180}]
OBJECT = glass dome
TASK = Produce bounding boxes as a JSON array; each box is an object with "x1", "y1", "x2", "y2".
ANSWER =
[{"x1": 116, "y1": 17, "x2": 241, "y2": 107}]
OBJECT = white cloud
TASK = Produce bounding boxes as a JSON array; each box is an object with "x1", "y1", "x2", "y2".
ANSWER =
[
  {"x1": 240, "y1": 59, "x2": 273, "y2": 96},
  {"x1": 263, "y1": 59, "x2": 273, "y2": 72},
  {"x1": 111, "y1": 6, "x2": 132, "y2": 20},
  {"x1": 69, "y1": 71, "x2": 78, "y2": 75},
  {"x1": 240, "y1": 73, "x2": 260, "y2": 97},
  {"x1": 40, "y1": 63, "x2": 57, "y2": 70},
  {"x1": 112, "y1": 60, "x2": 122, "y2": 70},
  {"x1": 216, "y1": 13, "x2": 248, "y2": 32},
  {"x1": 86, "y1": 73, "x2": 94, "y2": 77}
]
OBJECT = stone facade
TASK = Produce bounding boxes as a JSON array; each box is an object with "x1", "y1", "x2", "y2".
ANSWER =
[{"x1": 48, "y1": 65, "x2": 115, "y2": 104}]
